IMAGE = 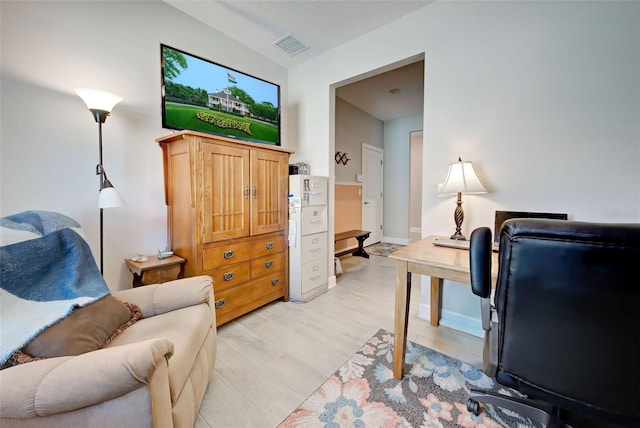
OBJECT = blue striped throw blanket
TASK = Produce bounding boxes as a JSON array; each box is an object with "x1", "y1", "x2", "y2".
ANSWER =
[{"x1": 0, "y1": 210, "x2": 110, "y2": 364}]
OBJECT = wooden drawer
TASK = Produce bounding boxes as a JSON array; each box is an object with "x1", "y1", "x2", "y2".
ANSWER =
[
  {"x1": 251, "y1": 252, "x2": 285, "y2": 279},
  {"x1": 202, "y1": 241, "x2": 251, "y2": 271},
  {"x1": 300, "y1": 232, "x2": 327, "y2": 264},
  {"x1": 208, "y1": 261, "x2": 251, "y2": 292},
  {"x1": 251, "y1": 233, "x2": 286, "y2": 258},
  {"x1": 213, "y1": 271, "x2": 286, "y2": 326}
]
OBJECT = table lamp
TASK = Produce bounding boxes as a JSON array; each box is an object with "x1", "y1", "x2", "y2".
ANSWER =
[{"x1": 439, "y1": 157, "x2": 487, "y2": 240}]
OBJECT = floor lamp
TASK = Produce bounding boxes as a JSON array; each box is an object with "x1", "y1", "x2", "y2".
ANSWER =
[
  {"x1": 75, "y1": 88, "x2": 124, "y2": 274},
  {"x1": 439, "y1": 157, "x2": 487, "y2": 241}
]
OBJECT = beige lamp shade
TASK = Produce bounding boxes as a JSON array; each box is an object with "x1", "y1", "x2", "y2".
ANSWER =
[{"x1": 440, "y1": 159, "x2": 487, "y2": 195}]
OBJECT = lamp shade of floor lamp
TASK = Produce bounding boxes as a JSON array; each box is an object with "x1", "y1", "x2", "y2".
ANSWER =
[
  {"x1": 75, "y1": 88, "x2": 124, "y2": 274},
  {"x1": 439, "y1": 157, "x2": 487, "y2": 240}
]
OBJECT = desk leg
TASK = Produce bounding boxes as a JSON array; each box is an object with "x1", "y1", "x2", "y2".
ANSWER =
[
  {"x1": 430, "y1": 276, "x2": 443, "y2": 327},
  {"x1": 393, "y1": 260, "x2": 411, "y2": 380}
]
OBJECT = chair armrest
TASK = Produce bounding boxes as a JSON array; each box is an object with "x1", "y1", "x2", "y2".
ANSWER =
[
  {"x1": 469, "y1": 227, "x2": 492, "y2": 298},
  {"x1": 114, "y1": 276, "x2": 213, "y2": 318},
  {"x1": 0, "y1": 338, "x2": 173, "y2": 418}
]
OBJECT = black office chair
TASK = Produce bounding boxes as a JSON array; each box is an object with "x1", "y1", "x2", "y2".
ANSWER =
[{"x1": 467, "y1": 219, "x2": 640, "y2": 427}]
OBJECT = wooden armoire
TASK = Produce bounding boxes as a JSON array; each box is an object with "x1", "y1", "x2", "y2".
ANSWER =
[{"x1": 157, "y1": 131, "x2": 293, "y2": 326}]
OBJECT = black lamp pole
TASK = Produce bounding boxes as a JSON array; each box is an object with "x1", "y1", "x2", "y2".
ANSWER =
[
  {"x1": 92, "y1": 109, "x2": 109, "y2": 274},
  {"x1": 76, "y1": 88, "x2": 123, "y2": 277}
]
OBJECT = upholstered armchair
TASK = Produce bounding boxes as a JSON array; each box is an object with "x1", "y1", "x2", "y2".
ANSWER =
[
  {"x1": 1, "y1": 276, "x2": 217, "y2": 428},
  {"x1": 468, "y1": 219, "x2": 640, "y2": 427},
  {"x1": 0, "y1": 211, "x2": 217, "y2": 427}
]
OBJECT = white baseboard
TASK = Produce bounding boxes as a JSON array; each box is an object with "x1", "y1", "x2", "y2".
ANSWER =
[
  {"x1": 328, "y1": 274, "x2": 337, "y2": 289},
  {"x1": 381, "y1": 236, "x2": 411, "y2": 245},
  {"x1": 418, "y1": 303, "x2": 483, "y2": 338}
]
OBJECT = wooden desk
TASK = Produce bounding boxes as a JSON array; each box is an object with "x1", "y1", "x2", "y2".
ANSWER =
[{"x1": 388, "y1": 235, "x2": 498, "y2": 379}]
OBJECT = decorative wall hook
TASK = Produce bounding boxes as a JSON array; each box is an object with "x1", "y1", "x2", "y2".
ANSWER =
[{"x1": 335, "y1": 151, "x2": 350, "y2": 165}]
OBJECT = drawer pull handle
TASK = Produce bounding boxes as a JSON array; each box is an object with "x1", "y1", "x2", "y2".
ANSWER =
[
  {"x1": 265, "y1": 260, "x2": 274, "y2": 268},
  {"x1": 311, "y1": 220, "x2": 321, "y2": 223},
  {"x1": 271, "y1": 278, "x2": 280, "y2": 286},
  {"x1": 214, "y1": 298, "x2": 226, "y2": 309},
  {"x1": 244, "y1": 185, "x2": 250, "y2": 199},
  {"x1": 310, "y1": 247, "x2": 321, "y2": 251},
  {"x1": 223, "y1": 272, "x2": 235, "y2": 281},
  {"x1": 265, "y1": 242, "x2": 275, "y2": 250},
  {"x1": 223, "y1": 250, "x2": 235, "y2": 259}
]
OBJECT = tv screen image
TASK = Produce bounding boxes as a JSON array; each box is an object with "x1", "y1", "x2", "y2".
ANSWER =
[{"x1": 161, "y1": 44, "x2": 280, "y2": 146}]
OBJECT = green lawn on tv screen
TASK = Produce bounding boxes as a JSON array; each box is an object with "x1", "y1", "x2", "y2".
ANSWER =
[{"x1": 164, "y1": 103, "x2": 279, "y2": 144}]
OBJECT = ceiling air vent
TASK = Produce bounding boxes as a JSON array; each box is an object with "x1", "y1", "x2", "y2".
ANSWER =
[{"x1": 273, "y1": 34, "x2": 309, "y2": 56}]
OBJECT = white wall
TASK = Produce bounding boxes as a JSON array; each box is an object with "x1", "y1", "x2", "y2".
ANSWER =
[
  {"x1": 409, "y1": 131, "x2": 423, "y2": 234},
  {"x1": 0, "y1": 1, "x2": 288, "y2": 290},
  {"x1": 335, "y1": 97, "x2": 383, "y2": 183},
  {"x1": 383, "y1": 115, "x2": 423, "y2": 243},
  {"x1": 288, "y1": 1, "x2": 640, "y2": 333}
]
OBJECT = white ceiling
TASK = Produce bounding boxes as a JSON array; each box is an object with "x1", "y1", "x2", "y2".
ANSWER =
[
  {"x1": 165, "y1": 0, "x2": 430, "y2": 121},
  {"x1": 335, "y1": 60, "x2": 424, "y2": 121}
]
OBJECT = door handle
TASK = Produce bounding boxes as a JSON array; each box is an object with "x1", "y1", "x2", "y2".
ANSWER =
[{"x1": 364, "y1": 201, "x2": 370, "y2": 205}]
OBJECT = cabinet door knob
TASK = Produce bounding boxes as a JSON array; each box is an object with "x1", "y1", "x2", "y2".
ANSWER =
[
  {"x1": 265, "y1": 241, "x2": 275, "y2": 250},
  {"x1": 223, "y1": 272, "x2": 235, "y2": 281},
  {"x1": 265, "y1": 260, "x2": 273, "y2": 268},
  {"x1": 253, "y1": 185, "x2": 257, "y2": 199},
  {"x1": 271, "y1": 278, "x2": 280, "y2": 286},
  {"x1": 215, "y1": 298, "x2": 226, "y2": 309},
  {"x1": 223, "y1": 250, "x2": 235, "y2": 259},
  {"x1": 244, "y1": 185, "x2": 250, "y2": 199}
]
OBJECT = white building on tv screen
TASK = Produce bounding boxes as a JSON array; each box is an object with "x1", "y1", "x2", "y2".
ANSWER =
[{"x1": 208, "y1": 89, "x2": 248, "y2": 116}]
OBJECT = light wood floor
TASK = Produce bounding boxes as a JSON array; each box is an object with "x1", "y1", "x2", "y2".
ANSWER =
[{"x1": 195, "y1": 254, "x2": 483, "y2": 428}]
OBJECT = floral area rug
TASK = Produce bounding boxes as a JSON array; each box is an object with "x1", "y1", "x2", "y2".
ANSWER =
[
  {"x1": 365, "y1": 242, "x2": 405, "y2": 257},
  {"x1": 278, "y1": 329, "x2": 539, "y2": 428}
]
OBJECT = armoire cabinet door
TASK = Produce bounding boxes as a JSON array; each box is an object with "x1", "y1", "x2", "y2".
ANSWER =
[
  {"x1": 202, "y1": 143, "x2": 250, "y2": 242},
  {"x1": 251, "y1": 149, "x2": 287, "y2": 235}
]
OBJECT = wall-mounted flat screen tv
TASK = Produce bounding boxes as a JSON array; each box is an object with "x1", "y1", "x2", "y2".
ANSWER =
[{"x1": 160, "y1": 44, "x2": 280, "y2": 146}]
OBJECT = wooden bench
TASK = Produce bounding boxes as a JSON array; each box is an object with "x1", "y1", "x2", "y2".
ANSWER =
[{"x1": 335, "y1": 230, "x2": 371, "y2": 258}]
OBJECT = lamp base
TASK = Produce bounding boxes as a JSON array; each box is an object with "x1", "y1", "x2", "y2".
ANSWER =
[
  {"x1": 451, "y1": 192, "x2": 466, "y2": 240},
  {"x1": 450, "y1": 231, "x2": 466, "y2": 241}
]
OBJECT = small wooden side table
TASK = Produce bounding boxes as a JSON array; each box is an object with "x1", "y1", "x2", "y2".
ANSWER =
[{"x1": 125, "y1": 255, "x2": 186, "y2": 287}]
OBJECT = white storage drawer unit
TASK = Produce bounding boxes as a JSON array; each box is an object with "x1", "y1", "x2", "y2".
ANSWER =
[
  {"x1": 300, "y1": 206, "x2": 327, "y2": 236},
  {"x1": 289, "y1": 175, "x2": 329, "y2": 302},
  {"x1": 302, "y1": 176, "x2": 328, "y2": 206},
  {"x1": 301, "y1": 257, "x2": 328, "y2": 294},
  {"x1": 300, "y1": 232, "x2": 327, "y2": 264}
]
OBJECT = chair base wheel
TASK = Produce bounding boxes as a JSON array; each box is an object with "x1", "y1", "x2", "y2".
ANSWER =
[{"x1": 467, "y1": 398, "x2": 481, "y2": 416}]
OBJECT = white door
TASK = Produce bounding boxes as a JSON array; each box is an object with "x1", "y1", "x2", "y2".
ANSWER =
[{"x1": 362, "y1": 144, "x2": 383, "y2": 246}]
